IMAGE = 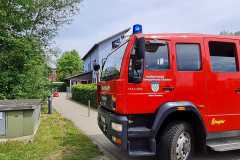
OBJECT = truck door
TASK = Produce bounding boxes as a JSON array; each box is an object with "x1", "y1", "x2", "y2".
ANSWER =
[
  {"x1": 172, "y1": 37, "x2": 207, "y2": 122},
  {"x1": 126, "y1": 39, "x2": 176, "y2": 114},
  {"x1": 204, "y1": 38, "x2": 240, "y2": 132}
]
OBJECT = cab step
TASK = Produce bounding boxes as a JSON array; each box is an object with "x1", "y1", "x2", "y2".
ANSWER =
[
  {"x1": 128, "y1": 135, "x2": 156, "y2": 156},
  {"x1": 207, "y1": 137, "x2": 240, "y2": 151}
]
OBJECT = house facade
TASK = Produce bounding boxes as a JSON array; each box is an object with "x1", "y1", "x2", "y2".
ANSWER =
[
  {"x1": 65, "y1": 28, "x2": 130, "y2": 85},
  {"x1": 82, "y1": 28, "x2": 130, "y2": 83},
  {"x1": 48, "y1": 68, "x2": 57, "y2": 81}
]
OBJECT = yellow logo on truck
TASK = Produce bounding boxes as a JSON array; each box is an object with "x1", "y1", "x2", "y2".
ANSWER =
[{"x1": 211, "y1": 118, "x2": 225, "y2": 125}]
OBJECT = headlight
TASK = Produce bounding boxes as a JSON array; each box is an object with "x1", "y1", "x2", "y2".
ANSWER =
[{"x1": 111, "y1": 122, "x2": 123, "y2": 132}]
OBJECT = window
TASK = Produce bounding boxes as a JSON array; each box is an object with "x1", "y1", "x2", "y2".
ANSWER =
[
  {"x1": 176, "y1": 44, "x2": 201, "y2": 71},
  {"x1": 209, "y1": 41, "x2": 238, "y2": 72},
  {"x1": 145, "y1": 42, "x2": 169, "y2": 70}
]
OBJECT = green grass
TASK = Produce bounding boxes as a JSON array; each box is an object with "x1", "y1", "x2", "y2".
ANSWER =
[{"x1": 0, "y1": 107, "x2": 102, "y2": 160}]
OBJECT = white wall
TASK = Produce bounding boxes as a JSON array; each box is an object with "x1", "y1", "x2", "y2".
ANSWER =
[
  {"x1": 83, "y1": 47, "x2": 99, "y2": 73},
  {"x1": 84, "y1": 56, "x2": 91, "y2": 72},
  {"x1": 98, "y1": 34, "x2": 125, "y2": 68}
]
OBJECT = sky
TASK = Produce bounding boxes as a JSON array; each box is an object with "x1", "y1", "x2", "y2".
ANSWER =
[{"x1": 54, "y1": 0, "x2": 240, "y2": 58}]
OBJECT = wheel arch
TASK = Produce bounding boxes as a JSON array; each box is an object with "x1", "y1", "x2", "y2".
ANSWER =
[{"x1": 152, "y1": 101, "x2": 207, "y2": 152}]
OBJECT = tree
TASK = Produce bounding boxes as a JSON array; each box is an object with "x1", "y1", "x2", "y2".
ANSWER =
[
  {"x1": 0, "y1": 0, "x2": 82, "y2": 45},
  {"x1": 0, "y1": 0, "x2": 82, "y2": 99},
  {"x1": 234, "y1": 31, "x2": 240, "y2": 35},
  {"x1": 220, "y1": 30, "x2": 240, "y2": 36},
  {"x1": 0, "y1": 37, "x2": 50, "y2": 99},
  {"x1": 57, "y1": 50, "x2": 83, "y2": 81}
]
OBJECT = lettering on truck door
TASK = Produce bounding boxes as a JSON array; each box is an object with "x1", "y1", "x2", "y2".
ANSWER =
[{"x1": 127, "y1": 39, "x2": 176, "y2": 114}]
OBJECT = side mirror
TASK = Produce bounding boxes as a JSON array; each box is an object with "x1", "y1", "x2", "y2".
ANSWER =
[
  {"x1": 128, "y1": 37, "x2": 145, "y2": 83},
  {"x1": 135, "y1": 37, "x2": 145, "y2": 59},
  {"x1": 132, "y1": 37, "x2": 145, "y2": 70}
]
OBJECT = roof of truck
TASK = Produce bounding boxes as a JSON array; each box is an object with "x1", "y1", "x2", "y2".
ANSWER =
[{"x1": 140, "y1": 33, "x2": 240, "y2": 40}]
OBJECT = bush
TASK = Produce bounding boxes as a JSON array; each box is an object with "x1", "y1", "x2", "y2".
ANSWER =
[
  {"x1": 0, "y1": 93, "x2": 5, "y2": 100},
  {"x1": 72, "y1": 84, "x2": 97, "y2": 108}
]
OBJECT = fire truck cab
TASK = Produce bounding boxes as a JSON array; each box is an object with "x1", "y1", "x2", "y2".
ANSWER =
[{"x1": 97, "y1": 25, "x2": 240, "y2": 160}]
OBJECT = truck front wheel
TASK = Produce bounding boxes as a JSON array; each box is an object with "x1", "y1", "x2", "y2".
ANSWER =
[{"x1": 157, "y1": 122, "x2": 193, "y2": 160}]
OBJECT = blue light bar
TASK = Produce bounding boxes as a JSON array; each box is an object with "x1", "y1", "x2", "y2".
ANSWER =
[{"x1": 133, "y1": 24, "x2": 142, "y2": 34}]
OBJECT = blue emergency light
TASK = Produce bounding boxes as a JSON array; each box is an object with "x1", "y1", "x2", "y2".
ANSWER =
[{"x1": 133, "y1": 24, "x2": 142, "y2": 34}]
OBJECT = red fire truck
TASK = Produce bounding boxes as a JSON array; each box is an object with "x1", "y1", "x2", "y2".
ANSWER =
[{"x1": 97, "y1": 25, "x2": 240, "y2": 160}]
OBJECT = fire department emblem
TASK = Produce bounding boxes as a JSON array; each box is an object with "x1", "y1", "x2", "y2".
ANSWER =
[{"x1": 151, "y1": 82, "x2": 159, "y2": 92}]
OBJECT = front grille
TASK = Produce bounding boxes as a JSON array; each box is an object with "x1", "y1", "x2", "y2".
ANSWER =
[{"x1": 98, "y1": 108, "x2": 115, "y2": 143}]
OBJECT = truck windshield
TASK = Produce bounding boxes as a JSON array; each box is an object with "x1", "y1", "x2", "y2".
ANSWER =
[{"x1": 101, "y1": 41, "x2": 129, "y2": 81}]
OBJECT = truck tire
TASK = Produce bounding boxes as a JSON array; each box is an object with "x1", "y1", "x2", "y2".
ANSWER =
[{"x1": 157, "y1": 121, "x2": 193, "y2": 160}]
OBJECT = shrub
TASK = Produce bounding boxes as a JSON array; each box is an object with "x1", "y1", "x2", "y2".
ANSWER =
[
  {"x1": 0, "y1": 93, "x2": 5, "y2": 100},
  {"x1": 72, "y1": 84, "x2": 97, "y2": 108}
]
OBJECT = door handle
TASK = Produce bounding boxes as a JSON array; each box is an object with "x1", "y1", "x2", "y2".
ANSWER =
[
  {"x1": 235, "y1": 88, "x2": 240, "y2": 94},
  {"x1": 163, "y1": 87, "x2": 175, "y2": 92}
]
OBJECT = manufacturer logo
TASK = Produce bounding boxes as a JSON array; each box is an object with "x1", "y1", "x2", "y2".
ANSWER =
[{"x1": 151, "y1": 82, "x2": 160, "y2": 92}]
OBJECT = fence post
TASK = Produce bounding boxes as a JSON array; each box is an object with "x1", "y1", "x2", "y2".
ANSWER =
[
  {"x1": 48, "y1": 96, "x2": 52, "y2": 114},
  {"x1": 88, "y1": 100, "x2": 91, "y2": 117}
]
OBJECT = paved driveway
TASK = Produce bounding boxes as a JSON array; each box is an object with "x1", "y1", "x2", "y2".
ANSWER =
[{"x1": 53, "y1": 93, "x2": 240, "y2": 160}]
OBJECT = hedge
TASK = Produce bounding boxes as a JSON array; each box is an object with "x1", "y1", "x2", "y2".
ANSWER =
[
  {"x1": 0, "y1": 93, "x2": 5, "y2": 100},
  {"x1": 72, "y1": 84, "x2": 97, "y2": 108}
]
